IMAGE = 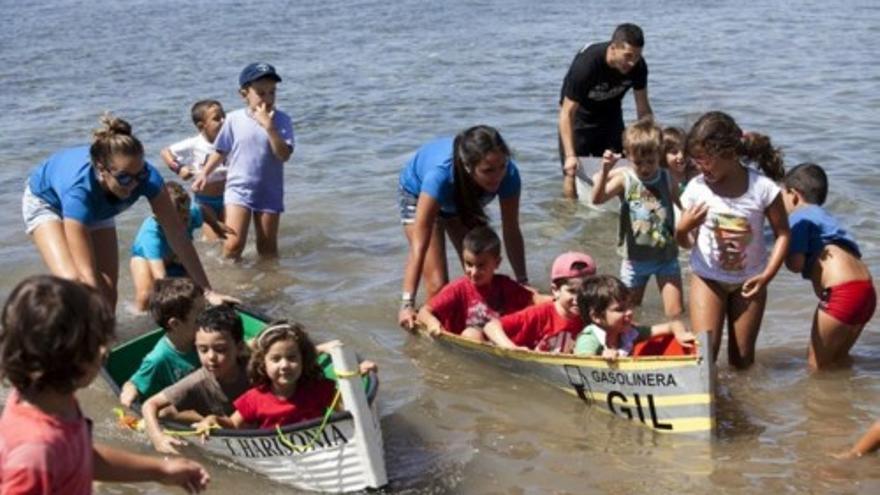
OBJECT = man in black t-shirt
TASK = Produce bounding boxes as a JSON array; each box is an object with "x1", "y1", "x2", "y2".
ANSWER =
[{"x1": 558, "y1": 23, "x2": 653, "y2": 199}]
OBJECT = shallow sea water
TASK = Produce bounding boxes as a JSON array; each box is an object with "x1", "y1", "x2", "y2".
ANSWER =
[{"x1": 1, "y1": 0, "x2": 880, "y2": 493}]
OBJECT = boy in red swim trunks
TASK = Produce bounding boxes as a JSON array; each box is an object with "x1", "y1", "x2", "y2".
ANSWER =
[{"x1": 782, "y1": 163, "x2": 876, "y2": 370}]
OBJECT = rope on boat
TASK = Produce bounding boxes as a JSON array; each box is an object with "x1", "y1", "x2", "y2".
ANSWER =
[{"x1": 112, "y1": 407, "x2": 219, "y2": 436}]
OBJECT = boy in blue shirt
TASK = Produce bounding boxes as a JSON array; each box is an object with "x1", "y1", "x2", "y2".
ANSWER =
[
  {"x1": 130, "y1": 181, "x2": 232, "y2": 311},
  {"x1": 782, "y1": 163, "x2": 875, "y2": 370},
  {"x1": 119, "y1": 278, "x2": 206, "y2": 407}
]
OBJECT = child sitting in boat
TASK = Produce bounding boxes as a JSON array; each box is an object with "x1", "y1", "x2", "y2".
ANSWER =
[
  {"x1": 573, "y1": 274, "x2": 695, "y2": 360},
  {"x1": 0, "y1": 275, "x2": 210, "y2": 493},
  {"x1": 119, "y1": 278, "x2": 206, "y2": 407},
  {"x1": 483, "y1": 252, "x2": 596, "y2": 352},
  {"x1": 781, "y1": 163, "x2": 875, "y2": 370},
  {"x1": 161, "y1": 99, "x2": 228, "y2": 233},
  {"x1": 662, "y1": 126, "x2": 696, "y2": 195},
  {"x1": 130, "y1": 181, "x2": 233, "y2": 311},
  {"x1": 142, "y1": 305, "x2": 250, "y2": 454},
  {"x1": 417, "y1": 226, "x2": 547, "y2": 342},
  {"x1": 591, "y1": 117, "x2": 684, "y2": 319},
  {"x1": 228, "y1": 322, "x2": 338, "y2": 429}
]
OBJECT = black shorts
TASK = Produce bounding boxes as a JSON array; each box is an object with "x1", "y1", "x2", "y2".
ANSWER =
[{"x1": 557, "y1": 124, "x2": 624, "y2": 167}]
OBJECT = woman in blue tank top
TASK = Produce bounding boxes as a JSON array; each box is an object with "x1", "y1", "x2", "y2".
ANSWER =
[
  {"x1": 23, "y1": 114, "x2": 235, "y2": 310},
  {"x1": 396, "y1": 125, "x2": 528, "y2": 329}
]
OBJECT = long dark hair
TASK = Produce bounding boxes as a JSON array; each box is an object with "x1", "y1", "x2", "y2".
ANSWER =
[
  {"x1": 685, "y1": 111, "x2": 784, "y2": 181},
  {"x1": 452, "y1": 125, "x2": 510, "y2": 229},
  {"x1": 248, "y1": 321, "x2": 322, "y2": 389}
]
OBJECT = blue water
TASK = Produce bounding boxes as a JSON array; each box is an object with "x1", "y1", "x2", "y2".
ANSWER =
[{"x1": 1, "y1": 0, "x2": 880, "y2": 493}]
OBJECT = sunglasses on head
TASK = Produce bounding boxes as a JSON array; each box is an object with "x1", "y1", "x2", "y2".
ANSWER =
[{"x1": 104, "y1": 166, "x2": 149, "y2": 186}]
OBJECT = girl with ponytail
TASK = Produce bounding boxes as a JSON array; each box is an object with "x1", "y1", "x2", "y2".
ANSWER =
[
  {"x1": 675, "y1": 111, "x2": 790, "y2": 368},
  {"x1": 397, "y1": 125, "x2": 527, "y2": 329}
]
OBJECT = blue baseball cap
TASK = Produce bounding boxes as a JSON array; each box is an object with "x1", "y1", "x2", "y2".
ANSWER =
[{"x1": 239, "y1": 62, "x2": 282, "y2": 87}]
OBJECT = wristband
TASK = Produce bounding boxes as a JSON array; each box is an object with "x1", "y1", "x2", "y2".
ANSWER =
[{"x1": 516, "y1": 276, "x2": 529, "y2": 285}]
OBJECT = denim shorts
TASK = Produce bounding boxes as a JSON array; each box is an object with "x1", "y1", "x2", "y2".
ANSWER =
[
  {"x1": 398, "y1": 186, "x2": 418, "y2": 225},
  {"x1": 22, "y1": 184, "x2": 114, "y2": 234},
  {"x1": 619, "y1": 257, "x2": 682, "y2": 288}
]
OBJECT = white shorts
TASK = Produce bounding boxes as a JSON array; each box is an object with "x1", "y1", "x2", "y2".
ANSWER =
[{"x1": 22, "y1": 184, "x2": 115, "y2": 235}]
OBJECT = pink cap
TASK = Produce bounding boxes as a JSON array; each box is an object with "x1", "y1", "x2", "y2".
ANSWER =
[{"x1": 551, "y1": 251, "x2": 597, "y2": 281}]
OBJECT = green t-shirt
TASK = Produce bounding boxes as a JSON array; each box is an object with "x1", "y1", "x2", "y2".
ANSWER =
[
  {"x1": 129, "y1": 335, "x2": 200, "y2": 401},
  {"x1": 573, "y1": 323, "x2": 651, "y2": 356}
]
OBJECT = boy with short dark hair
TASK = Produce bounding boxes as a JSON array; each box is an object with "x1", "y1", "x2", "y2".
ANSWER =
[
  {"x1": 782, "y1": 162, "x2": 875, "y2": 369},
  {"x1": 483, "y1": 252, "x2": 596, "y2": 352},
  {"x1": 119, "y1": 278, "x2": 206, "y2": 407},
  {"x1": 142, "y1": 305, "x2": 250, "y2": 455},
  {"x1": 417, "y1": 226, "x2": 545, "y2": 342},
  {"x1": 573, "y1": 274, "x2": 695, "y2": 360}
]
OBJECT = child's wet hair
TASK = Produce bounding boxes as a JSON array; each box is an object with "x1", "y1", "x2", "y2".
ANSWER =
[
  {"x1": 0, "y1": 275, "x2": 115, "y2": 394},
  {"x1": 191, "y1": 99, "x2": 223, "y2": 127},
  {"x1": 149, "y1": 278, "x2": 204, "y2": 331},
  {"x1": 661, "y1": 126, "x2": 686, "y2": 167},
  {"x1": 165, "y1": 181, "x2": 191, "y2": 214},
  {"x1": 462, "y1": 225, "x2": 501, "y2": 258},
  {"x1": 576, "y1": 275, "x2": 630, "y2": 323},
  {"x1": 783, "y1": 162, "x2": 828, "y2": 205},
  {"x1": 622, "y1": 117, "x2": 663, "y2": 164},
  {"x1": 196, "y1": 305, "x2": 244, "y2": 344},
  {"x1": 89, "y1": 112, "x2": 143, "y2": 168},
  {"x1": 248, "y1": 321, "x2": 322, "y2": 388},
  {"x1": 685, "y1": 111, "x2": 784, "y2": 181}
]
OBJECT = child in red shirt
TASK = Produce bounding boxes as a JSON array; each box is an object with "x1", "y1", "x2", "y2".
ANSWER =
[
  {"x1": 417, "y1": 226, "x2": 546, "y2": 342},
  {"x1": 484, "y1": 252, "x2": 597, "y2": 352},
  {"x1": 231, "y1": 322, "x2": 337, "y2": 429},
  {"x1": 0, "y1": 275, "x2": 209, "y2": 494}
]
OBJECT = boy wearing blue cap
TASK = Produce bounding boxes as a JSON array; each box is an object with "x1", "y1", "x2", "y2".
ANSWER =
[{"x1": 193, "y1": 62, "x2": 294, "y2": 259}]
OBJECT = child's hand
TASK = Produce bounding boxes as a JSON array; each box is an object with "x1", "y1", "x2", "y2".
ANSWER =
[
  {"x1": 671, "y1": 321, "x2": 696, "y2": 348},
  {"x1": 601, "y1": 149, "x2": 622, "y2": 174},
  {"x1": 831, "y1": 449, "x2": 861, "y2": 460},
  {"x1": 191, "y1": 172, "x2": 207, "y2": 192},
  {"x1": 153, "y1": 433, "x2": 187, "y2": 456},
  {"x1": 358, "y1": 360, "x2": 378, "y2": 374},
  {"x1": 158, "y1": 456, "x2": 210, "y2": 494},
  {"x1": 253, "y1": 102, "x2": 275, "y2": 129},
  {"x1": 205, "y1": 289, "x2": 241, "y2": 307},
  {"x1": 398, "y1": 306, "x2": 417, "y2": 331},
  {"x1": 191, "y1": 416, "x2": 220, "y2": 440},
  {"x1": 602, "y1": 348, "x2": 620, "y2": 362},
  {"x1": 679, "y1": 202, "x2": 709, "y2": 232},
  {"x1": 742, "y1": 273, "x2": 769, "y2": 298},
  {"x1": 178, "y1": 166, "x2": 193, "y2": 181}
]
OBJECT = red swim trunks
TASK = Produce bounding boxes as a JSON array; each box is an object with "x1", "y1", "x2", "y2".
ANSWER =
[{"x1": 819, "y1": 279, "x2": 877, "y2": 325}]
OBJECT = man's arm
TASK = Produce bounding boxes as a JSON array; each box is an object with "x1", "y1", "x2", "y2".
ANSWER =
[
  {"x1": 633, "y1": 88, "x2": 653, "y2": 120},
  {"x1": 558, "y1": 97, "x2": 581, "y2": 199}
]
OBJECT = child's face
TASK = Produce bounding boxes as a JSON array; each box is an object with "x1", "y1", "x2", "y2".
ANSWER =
[
  {"x1": 241, "y1": 78, "x2": 277, "y2": 113},
  {"x1": 177, "y1": 295, "x2": 206, "y2": 339},
  {"x1": 782, "y1": 187, "x2": 799, "y2": 214},
  {"x1": 594, "y1": 299, "x2": 634, "y2": 335},
  {"x1": 463, "y1": 249, "x2": 501, "y2": 287},
  {"x1": 552, "y1": 278, "x2": 583, "y2": 318},
  {"x1": 264, "y1": 338, "x2": 302, "y2": 393},
  {"x1": 198, "y1": 105, "x2": 225, "y2": 143},
  {"x1": 628, "y1": 151, "x2": 661, "y2": 180},
  {"x1": 665, "y1": 148, "x2": 685, "y2": 174},
  {"x1": 690, "y1": 148, "x2": 736, "y2": 184},
  {"x1": 195, "y1": 329, "x2": 239, "y2": 381}
]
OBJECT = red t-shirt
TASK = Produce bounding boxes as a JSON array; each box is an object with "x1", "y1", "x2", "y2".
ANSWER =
[
  {"x1": 499, "y1": 301, "x2": 583, "y2": 352},
  {"x1": 0, "y1": 390, "x2": 93, "y2": 495},
  {"x1": 233, "y1": 378, "x2": 337, "y2": 429},
  {"x1": 427, "y1": 274, "x2": 534, "y2": 334}
]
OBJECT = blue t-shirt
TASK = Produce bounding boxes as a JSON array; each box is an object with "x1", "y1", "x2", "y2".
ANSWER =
[
  {"x1": 131, "y1": 206, "x2": 204, "y2": 270},
  {"x1": 28, "y1": 146, "x2": 164, "y2": 224},
  {"x1": 789, "y1": 204, "x2": 861, "y2": 279},
  {"x1": 398, "y1": 137, "x2": 521, "y2": 216}
]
